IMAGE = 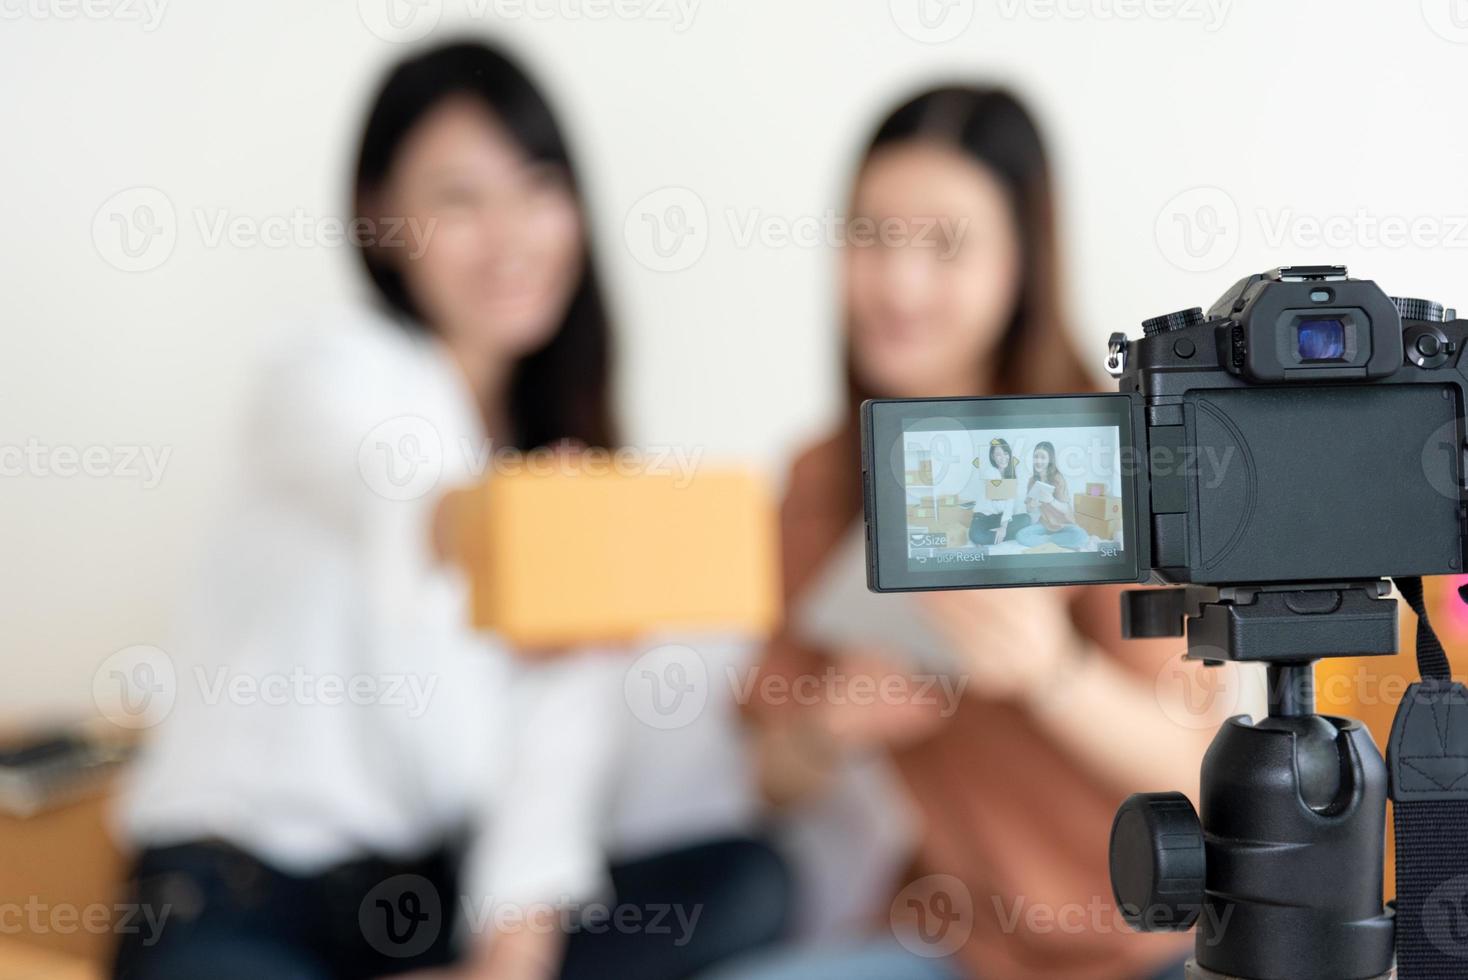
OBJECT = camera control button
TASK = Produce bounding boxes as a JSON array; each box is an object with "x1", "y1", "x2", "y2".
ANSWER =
[{"x1": 1408, "y1": 326, "x2": 1452, "y2": 368}]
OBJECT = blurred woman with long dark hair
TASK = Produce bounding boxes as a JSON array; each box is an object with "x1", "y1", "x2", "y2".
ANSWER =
[
  {"x1": 725, "y1": 87, "x2": 1225, "y2": 980},
  {"x1": 113, "y1": 41, "x2": 786, "y2": 980}
]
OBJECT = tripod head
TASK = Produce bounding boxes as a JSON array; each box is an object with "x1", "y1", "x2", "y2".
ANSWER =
[{"x1": 1110, "y1": 582, "x2": 1399, "y2": 980}]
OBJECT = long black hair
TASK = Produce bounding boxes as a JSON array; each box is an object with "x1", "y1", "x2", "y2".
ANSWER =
[
  {"x1": 352, "y1": 40, "x2": 616, "y2": 451},
  {"x1": 847, "y1": 87, "x2": 1091, "y2": 405},
  {"x1": 989, "y1": 437, "x2": 1016, "y2": 479},
  {"x1": 831, "y1": 86, "x2": 1092, "y2": 514}
]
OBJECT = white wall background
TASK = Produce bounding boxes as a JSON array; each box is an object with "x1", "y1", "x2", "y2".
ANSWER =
[{"x1": 7, "y1": 0, "x2": 1468, "y2": 716}]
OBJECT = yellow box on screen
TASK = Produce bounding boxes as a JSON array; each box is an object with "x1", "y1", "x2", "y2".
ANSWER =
[
  {"x1": 451, "y1": 467, "x2": 780, "y2": 646},
  {"x1": 985, "y1": 478, "x2": 1017, "y2": 500},
  {"x1": 1075, "y1": 512, "x2": 1122, "y2": 541},
  {"x1": 1074, "y1": 493, "x2": 1123, "y2": 522}
]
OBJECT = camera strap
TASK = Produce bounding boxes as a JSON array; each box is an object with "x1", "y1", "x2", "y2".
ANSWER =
[{"x1": 1387, "y1": 576, "x2": 1468, "y2": 978}]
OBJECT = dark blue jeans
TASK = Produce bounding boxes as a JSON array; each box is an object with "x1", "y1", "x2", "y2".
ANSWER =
[{"x1": 112, "y1": 836, "x2": 790, "y2": 980}]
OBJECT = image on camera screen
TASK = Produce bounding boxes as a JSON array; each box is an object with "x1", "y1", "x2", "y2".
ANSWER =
[{"x1": 902, "y1": 424, "x2": 1124, "y2": 571}]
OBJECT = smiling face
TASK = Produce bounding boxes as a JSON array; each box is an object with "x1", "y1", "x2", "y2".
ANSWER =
[
  {"x1": 370, "y1": 95, "x2": 585, "y2": 361},
  {"x1": 991, "y1": 444, "x2": 1010, "y2": 470},
  {"x1": 1033, "y1": 446, "x2": 1051, "y2": 477},
  {"x1": 844, "y1": 140, "x2": 1023, "y2": 400}
]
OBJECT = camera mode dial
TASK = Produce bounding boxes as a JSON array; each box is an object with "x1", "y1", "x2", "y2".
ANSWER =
[
  {"x1": 1109, "y1": 791, "x2": 1205, "y2": 932},
  {"x1": 1390, "y1": 296, "x2": 1446, "y2": 323},
  {"x1": 1141, "y1": 307, "x2": 1205, "y2": 337}
]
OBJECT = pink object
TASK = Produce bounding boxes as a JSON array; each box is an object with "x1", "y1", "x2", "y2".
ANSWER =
[{"x1": 1445, "y1": 576, "x2": 1468, "y2": 636}]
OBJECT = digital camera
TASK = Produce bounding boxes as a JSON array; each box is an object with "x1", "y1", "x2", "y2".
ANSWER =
[{"x1": 862, "y1": 265, "x2": 1468, "y2": 592}]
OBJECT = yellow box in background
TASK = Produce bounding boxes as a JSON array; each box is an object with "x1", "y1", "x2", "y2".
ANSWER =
[
  {"x1": 452, "y1": 467, "x2": 780, "y2": 647},
  {"x1": 1074, "y1": 493, "x2": 1123, "y2": 522}
]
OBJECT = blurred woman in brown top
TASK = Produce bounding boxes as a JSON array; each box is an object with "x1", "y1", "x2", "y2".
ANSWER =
[{"x1": 712, "y1": 88, "x2": 1234, "y2": 980}]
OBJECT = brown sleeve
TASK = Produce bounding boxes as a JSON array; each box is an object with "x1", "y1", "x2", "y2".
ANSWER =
[{"x1": 745, "y1": 436, "x2": 856, "y2": 722}]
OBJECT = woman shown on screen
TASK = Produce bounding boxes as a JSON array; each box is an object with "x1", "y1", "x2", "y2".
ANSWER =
[
  {"x1": 968, "y1": 437, "x2": 1030, "y2": 545},
  {"x1": 1015, "y1": 440, "x2": 1088, "y2": 550}
]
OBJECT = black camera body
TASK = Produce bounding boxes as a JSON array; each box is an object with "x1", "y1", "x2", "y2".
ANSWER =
[
  {"x1": 859, "y1": 266, "x2": 1468, "y2": 979},
  {"x1": 861, "y1": 265, "x2": 1468, "y2": 593},
  {"x1": 1118, "y1": 264, "x2": 1468, "y2": 586}
]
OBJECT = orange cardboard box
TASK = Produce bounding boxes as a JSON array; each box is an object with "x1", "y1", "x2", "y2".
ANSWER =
[
  {"x1": 451, "y1": 468, "x2": 780, "y2": 646},
  {"x1": 1075, "y1": 512, "x2": 1122, "y2": 541},
  {"x1": 1074, "y1": 493, "x2": 1123, "y2": 522}
]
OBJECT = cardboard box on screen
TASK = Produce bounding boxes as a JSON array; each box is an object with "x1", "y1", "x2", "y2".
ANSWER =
[{"x1": 1074, "y1": 493, "x2": 1123, "y2": 522}]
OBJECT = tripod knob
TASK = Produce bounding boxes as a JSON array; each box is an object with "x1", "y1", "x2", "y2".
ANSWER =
[{"x1": 1109, "y1": 792, "x2": 1205, "y2": 932}]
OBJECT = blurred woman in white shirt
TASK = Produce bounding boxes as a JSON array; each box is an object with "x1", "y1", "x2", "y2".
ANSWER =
[{"x1": 113, "y1": 40, "x2": 787, "y2": 980}]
